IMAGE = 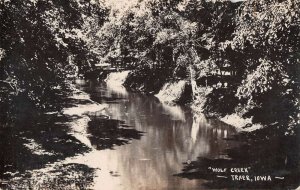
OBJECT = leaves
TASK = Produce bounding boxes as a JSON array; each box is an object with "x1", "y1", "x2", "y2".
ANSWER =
[{"x1": 0, "y1": 0, "x2": 108, "y2": 110}]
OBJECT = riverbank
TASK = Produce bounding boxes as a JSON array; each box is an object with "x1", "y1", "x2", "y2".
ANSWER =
[
  {"x1": 107, "y1": 71, "x2": 263, "y2": 133},
  {"x1": 2, "y1": 77, "x2": 297, "y2": 189},
  {"x1": 0, "y1": 82, "x2": 98, "y2": 189},
  {"x1": 62, "y1": 83, "x2": 108, "y2": 148},
  {"x1": 0, "y1": 80, "x2": 143, "y2": 189},
  {"x1": 157, "y1": 84, "x2": 263, "y2": 132},
  {"x1": 74, "y1": 78, "x2": 240, "y2": 190},
  {"x1": 101, "y1": 74, "x2": 300, "y2": 189}
]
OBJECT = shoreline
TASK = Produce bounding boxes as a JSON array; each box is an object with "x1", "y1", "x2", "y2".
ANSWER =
[{"x1": 105, "y1": 71, "x2": 264, "y2": 133}]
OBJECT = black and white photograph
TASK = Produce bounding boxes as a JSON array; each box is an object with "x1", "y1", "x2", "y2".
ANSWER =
[{"x1": 0, "y1": 0, "x2": 299, "y2": 189}]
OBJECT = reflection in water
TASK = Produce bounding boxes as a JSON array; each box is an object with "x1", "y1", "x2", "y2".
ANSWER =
[
  {"x1": 0, "y1": 79, "x2": 239, "y2": 190},
  {"x1": 176, "y1": 128, "x2": 300, "y2": 189},
  {"x1": 76, "y1": 80, "x2": 238, "y2": 190},
  {"x1": 160, "y1": 103, "x2": 186, "y2": 121},
  {"x1": 191, "y1": 116, "x2": 200, "y2": 143}
]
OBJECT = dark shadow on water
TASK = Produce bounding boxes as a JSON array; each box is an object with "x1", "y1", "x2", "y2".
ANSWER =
[
  {"x1": 0, "y1": 91, "x2": 144, "y2": 190},
  {"x1": 175, "y1": 125, "x2": 300, "y2": 189},
  {"x1": 0, "y1": 96, "x2": 143, "y2": 179},
  {"x1": 87, "y1": 116, "x2": 144, "y2": 150},
  {"x1": 90, "y1": 94, "x2": 126, "y2": 103},
  {"x1": 0, "y1": 80, "x2": 146, "y2": 189}
]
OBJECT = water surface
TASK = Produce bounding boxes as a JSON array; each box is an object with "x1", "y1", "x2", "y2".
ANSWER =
[
  {"x1": 75, "y1": 79, "x2": 238, "y2": 190},
  {"x1": 2, "y1": 79, "x2": 298, "y2": 189}
]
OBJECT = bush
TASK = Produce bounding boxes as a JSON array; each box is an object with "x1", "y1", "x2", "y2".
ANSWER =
[{"x1": 204, "y1": 88, "x2": 238, "y2": 117}]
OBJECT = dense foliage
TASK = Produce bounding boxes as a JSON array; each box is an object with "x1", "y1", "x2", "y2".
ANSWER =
[
  {"x1": 97, "y1": 0, "x2": 299, "y2": 133},
  {"x1": 0, "y1": 0, "x2": 108, "y2": 124},
  {"x1": 1, "y1": 0, "x2": 299, "y2": 133}
]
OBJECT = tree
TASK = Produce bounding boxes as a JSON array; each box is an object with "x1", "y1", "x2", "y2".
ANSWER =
[{"x1": 0, "y1": 0, "x2": 108, "y2": 121}]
